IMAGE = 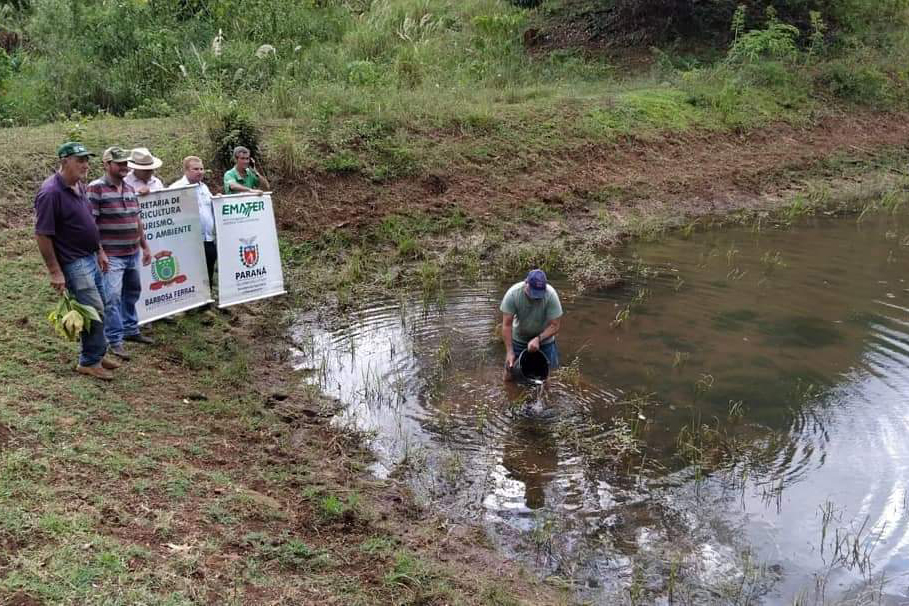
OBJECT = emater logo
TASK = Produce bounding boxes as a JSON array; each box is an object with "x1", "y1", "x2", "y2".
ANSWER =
[{"x1": 222, "y1": 200, "x2": 265, "y2": 217}]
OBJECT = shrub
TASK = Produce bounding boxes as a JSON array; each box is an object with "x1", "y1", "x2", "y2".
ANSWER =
[
  {"x1": 0, "y1": 48, "x2": 10, "y2": 88},
  {"x1": 324, "y1": 150, "x2": 360, "y2": 174},
  {"x1": 726, "y1": 12, "x2": 801, "y2": 63},
  {"x1": 204, "y1": 103, "x2": 261, "y2": 171},
  {"x1": 346, "y1": 60, "x2": 383, "y2": 86},
  {"x1": 268, "y1": 128, "x2": 311, "y2": 180},
  {"x1": 123, "y1": 98, "x2": 174, "y2": 119},
  {"x1": 815, "y1": 60, "x2": 894, "y2": 105}
]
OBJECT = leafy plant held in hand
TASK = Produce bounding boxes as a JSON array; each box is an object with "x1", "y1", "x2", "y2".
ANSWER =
[{"x1": 48, "y1": 293, "x2": 101, "y2": 341}]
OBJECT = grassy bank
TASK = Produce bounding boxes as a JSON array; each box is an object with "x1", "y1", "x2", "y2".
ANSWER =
[
  {"x1": 3, "y1": 107, "x2": 909, "y2": 308},
  {"x1": 0, "y1": 218, "x2": 573, "y2": 604}
]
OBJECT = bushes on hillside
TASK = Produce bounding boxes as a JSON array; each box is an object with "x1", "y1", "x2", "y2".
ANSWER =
[
  {"x1": 0, "y1": 0, "x2": 905, "y2": 126},
  {"x1": 0, "y1": 0, "x2": 546, "y2": 124},
  {"x1": 815, "y1": 61, "x2": 895, "y2": 107},
  {"x1": 205, "y1": 103, "x2": 261, "y2": 171},
  {"x1": 554, "y1": 0, "x2": 909, "y2": 45}
]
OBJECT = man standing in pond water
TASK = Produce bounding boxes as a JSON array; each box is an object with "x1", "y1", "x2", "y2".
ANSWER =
[{"x1": 500, "y1": 269, "x2": 563, "y2": 381}]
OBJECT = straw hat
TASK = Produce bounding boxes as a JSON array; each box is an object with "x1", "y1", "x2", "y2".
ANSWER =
[{"x1": 127, "y1": 147, "x2": 163, "y2": 170}]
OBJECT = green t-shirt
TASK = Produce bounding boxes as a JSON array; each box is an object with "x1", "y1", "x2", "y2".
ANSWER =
[
  {"x1": 223, "y1": 167, "x2": 259, "y2": 193},
  {"x1": 500, "y1": 281, "x2": 563, "y2": 345}
]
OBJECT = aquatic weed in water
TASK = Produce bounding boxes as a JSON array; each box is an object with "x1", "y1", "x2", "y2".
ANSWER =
[
  {"x1": 552, "y1": 356, "x2": 581, "y2": 388},
  {"x1": 672, "y1": 350, "x2": 690, "y2": 369},
  {"x1": 436, "y1": 336, "x2": 452, "y2": 366},
  {"x1": 611, "y1": 305, "x2": 631, "y2": 328},
  {"x1": 760, "y1": 250, "x2": 786, "y2": 275},
  {"x1": 726, "y1": 266, "x2": 748, "y2": 281},
  {"x1": 693, "y1": 373, "x2": 715, "y2": 402}
]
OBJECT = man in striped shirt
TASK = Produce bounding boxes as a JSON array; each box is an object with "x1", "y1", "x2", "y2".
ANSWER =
[{"x1": 88, "y1": 146, "x2": 154, "y2": 360}]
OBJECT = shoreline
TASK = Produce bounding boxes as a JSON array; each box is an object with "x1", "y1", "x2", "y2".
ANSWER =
[{"x1": 1, "y1": 111, "x2": 907, "y2": 604}]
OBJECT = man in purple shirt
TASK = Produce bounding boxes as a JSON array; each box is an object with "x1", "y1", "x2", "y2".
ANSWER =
[
  {"x1": 87, "y1": 146, "x2": 154, "y2": 360},
  {"x1": 34, "y1": 142, "x2": 121, "y2": 381}
]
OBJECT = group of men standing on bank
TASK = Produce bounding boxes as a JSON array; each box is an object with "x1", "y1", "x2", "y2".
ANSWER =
[
  {"x1": 35, "y1": 139, "x2": 564, "y2": 386},
  {"x1": 34, "y1": 142, "x2": 269, "y2": 381}
]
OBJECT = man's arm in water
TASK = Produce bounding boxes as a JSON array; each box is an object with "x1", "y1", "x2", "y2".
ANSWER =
[{"x1": 503, "y1": 313, "x2": 515, "y2": 369}]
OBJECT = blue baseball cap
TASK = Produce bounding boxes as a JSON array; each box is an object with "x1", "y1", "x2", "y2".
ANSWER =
[{"x1": 525, "y1": 269, "x2": 547, "y2": 299}]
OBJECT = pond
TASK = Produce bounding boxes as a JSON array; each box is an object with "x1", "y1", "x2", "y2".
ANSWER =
[{"x1": 291, "y1": 210, "x2": 909, "y2": 605}]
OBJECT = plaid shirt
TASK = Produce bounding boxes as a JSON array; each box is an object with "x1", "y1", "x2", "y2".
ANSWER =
[{"x1": 87, "y1": 175, "x2": 142, "y2": 257}]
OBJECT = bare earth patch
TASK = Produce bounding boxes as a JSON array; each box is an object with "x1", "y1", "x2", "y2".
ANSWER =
[{"x1": 273, "y1": 110, "x2": 909, "y2": 238}]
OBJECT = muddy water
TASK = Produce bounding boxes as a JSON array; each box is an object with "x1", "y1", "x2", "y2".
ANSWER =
[{"x1": 291, "y1": 211, "x2": 909, "y2": 604}]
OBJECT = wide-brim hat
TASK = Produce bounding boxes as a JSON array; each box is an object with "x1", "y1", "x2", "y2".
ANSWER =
[{"x1": 127, "y1": 147, "x2": 163, "y2": 170}]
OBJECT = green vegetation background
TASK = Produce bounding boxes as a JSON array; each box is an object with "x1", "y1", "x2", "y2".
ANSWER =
[{"x1": 1, "y1": 0, "x2": 907, "y2": 149}]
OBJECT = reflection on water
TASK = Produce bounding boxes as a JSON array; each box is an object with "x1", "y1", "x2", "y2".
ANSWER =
[{"x1": 291, "y1": 211, "x2": 909, "y2": 604}]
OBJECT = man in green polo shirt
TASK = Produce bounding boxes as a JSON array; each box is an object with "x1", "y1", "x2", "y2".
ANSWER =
[
  {"x1": 223, "y1": 146, "x2": 271, "y2": 194},
  {"x1": 500, "y1": 269, "x2": 563, "y2": 381}
]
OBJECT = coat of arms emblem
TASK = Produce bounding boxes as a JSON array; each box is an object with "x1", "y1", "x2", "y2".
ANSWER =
[
  {"x1": 150, "y1": 250, "x2": 188, "y2": 290},
  {"x1": 240, "y1": 236, "x2": 259, "y2": 268}
]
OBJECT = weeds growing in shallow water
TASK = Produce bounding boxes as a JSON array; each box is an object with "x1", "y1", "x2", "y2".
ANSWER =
[
  {"x1": 530, "y1": 510, "x2": 558, "y2": 562},
  {"x1": 551, "y1": 356, "x2": 582, "y2": 388},
  {"x1": 611, "y1": 287, "x2": 651, "y2": 329},
  {"x1": 611, "y1": 305, "x2": 632, "y2": 328},
  {"x1": 672, "y1": 350, "x2": 691, "y2": 369},
  {"x1": 760, "y1": 250, "x2": 787, "y2": 275},
  {"x1": 436, "y1": 336, "x2": 452, "y2": 367},
  {"x1": 693, "y1": 373, "x2": 715, "y2": 403}
]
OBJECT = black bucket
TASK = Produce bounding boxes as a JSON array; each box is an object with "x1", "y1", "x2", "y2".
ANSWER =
[{"x1": 515, "y1": 349, "x2": 550, "y2": 383}]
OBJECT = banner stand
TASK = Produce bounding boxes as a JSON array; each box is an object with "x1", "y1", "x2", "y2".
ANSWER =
[
  {"x1": 212, "y1": 191, "x2": 285, "y2": 308},
  {"x1": 137, "y1": 184, "x2": 214, "y2": 324},
  {"x1": 215, "y1": 290, "x2": 287, "y2": 309},
  {"x1": 140, "y1": 300, "x2": 213, "y2": 324}
]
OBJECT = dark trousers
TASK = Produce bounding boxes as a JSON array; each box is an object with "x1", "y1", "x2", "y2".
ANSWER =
[
  {"x1": 204, "y1": 240, "x2": 217, "y2": 286},
  {"x1": 203, "y1": 241, "x2": 218, "y2": 310}
]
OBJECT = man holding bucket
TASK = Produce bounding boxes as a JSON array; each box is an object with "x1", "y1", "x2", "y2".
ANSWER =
[{"x1": 500, "y1": 269, "x2": 563, "y2": 382}]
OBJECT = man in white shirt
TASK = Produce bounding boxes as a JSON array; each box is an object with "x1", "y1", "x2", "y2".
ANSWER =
[
  {"x1": 170, "y1": 156, "x2": 217, "y2": 295},
  {"x1": 125, "y1": 147, "x2": 165, "y2": 194}
]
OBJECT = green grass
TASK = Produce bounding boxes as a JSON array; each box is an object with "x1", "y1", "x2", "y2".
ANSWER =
[{"x1": 0, "y1": 222, "x2": 565, "y2": 605}]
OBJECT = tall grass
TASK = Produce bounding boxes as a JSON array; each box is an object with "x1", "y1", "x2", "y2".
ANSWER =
[
  {"x1": 2, "y1": 0, "x2": 573, "y2": 123},
  {"x1": 1, "y1": 0, "x2": 907, "y2": 190}
]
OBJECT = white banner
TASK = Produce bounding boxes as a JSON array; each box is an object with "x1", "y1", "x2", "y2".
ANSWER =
[
  {"x1": 137, "y1": 185, "x2": 213, "y2": 324},
  {"x1": 213, "y1": 192, "x2": 285, "y2": 308}
]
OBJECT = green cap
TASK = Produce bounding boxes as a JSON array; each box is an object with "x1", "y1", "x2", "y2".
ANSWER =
[
  {"x1": 57, "y1": 142, "x2": 94, "y2": 158},
  {"x1": 102, "y1": 146, "x2": 130, "y2": 163}
]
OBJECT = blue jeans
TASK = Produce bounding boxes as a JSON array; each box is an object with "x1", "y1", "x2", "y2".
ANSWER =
[
  {"x1": 103, "y1": 251, "x2": 142, "y2": 346},
  {"x1": 61, "y1": 254, "x2": 108, "y2": 367},
  {"x1": 512, "y1": 339, "x2": 560, "y2": 370}
]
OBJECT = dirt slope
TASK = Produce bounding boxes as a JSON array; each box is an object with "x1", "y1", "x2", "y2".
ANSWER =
[{"x1": 275, "y1": 110, "x2": 909, "y2": 238}]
